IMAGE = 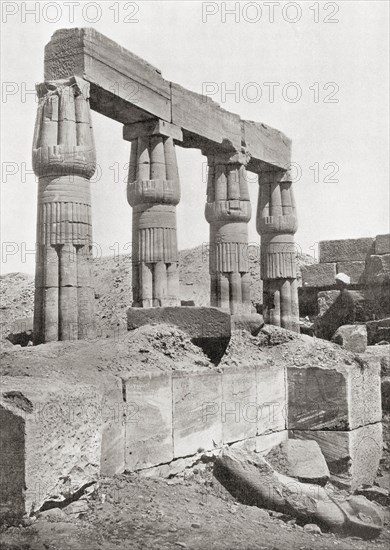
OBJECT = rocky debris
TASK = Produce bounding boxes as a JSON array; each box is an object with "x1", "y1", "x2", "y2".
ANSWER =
[
  {"x1": 267, "y1": 440, "x2": 330, "y2": 485},
  {"x1": 366, "y1": 319, "x2": 390, "y2": 345},
  {"x1": 303, "y1": 523, "x2": 322, "y2": 534},
  {"x1": 5, "y1": 316, "x2": 33, "y2": 347},
  {"x1": 331, "y1": 324, "x2": 368, "y2": 353},
  {"x1": 38, "y1": 507, "x2": 68, "y2": 522},
  {"x1": 215, "y1": 447, "x2": 383, "y2": 538}
]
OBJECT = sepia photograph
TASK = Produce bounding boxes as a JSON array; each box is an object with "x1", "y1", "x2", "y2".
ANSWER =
[{"x1": 0, "y1": 1, "x2": 389, "y2": 548}]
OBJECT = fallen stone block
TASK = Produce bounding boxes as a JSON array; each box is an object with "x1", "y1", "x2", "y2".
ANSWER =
[
  {"x1": 331, "y1": 324, "x2": 367, "y2": 353},
  {"x1": 127, "y1": 306, "x2": 231, "y2": 339},
  {"x1": 255, "y1": 430, "x2": 289, "y2": 455},
  {"x1": 173, "y1": 370, "x2": 222, "y2": 458},
  {"x1": 375, "y1": 234, "x2": 390, "y2": 255},
  {"x1": 301, "y1": 263, "x2": 336, "y2": 288},
  {"x1": 214, "y1": 447, "x2": 383, "y2": 538},
  {"x1": 315, "y1": 290, "x2": 366, "y2": 339},
  {"x1": 366, "y1": 254, "x2": 390, "y2": 280},
  {"x1": 267, "y1": 439, "x2": 330, "y2": 485},
  {"x1": 336, "y1": 261, "x2": 366, "y2": 285},
  {"x1": 317, "y1": 290, "x2": 340, "y2": 316},
  {"x1": 319, "y1": 238, "x2": 375, "y2": 263},
  {"x1": 287, "y1": 357, "x2": 381, "y2": 431},
  {"x1": 124, "y1": 372, "x2": 173, "y2": 471},
  {"x1": 356, "y1": 486, "x2": 389, "y2": 507},
  {"x1": 291, "y1": 423, "x2": 383, "y2": 490},
  {"x1": 0, "y1": 376, "x2": 118, "y2": 522}
]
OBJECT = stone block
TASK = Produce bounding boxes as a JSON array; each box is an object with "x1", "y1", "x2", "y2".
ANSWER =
[
  {"x1": 336, "y1": 261, "x2": 366, "y2": 285},
  {"x1": 382, "y1": 377, "x2": 390, "y2": 412},
  {"x1": 0, "y1": 377, "x2": 105, "y2": 522},
  {"x1": 366, "y1": 254, "x2": 390, "y2": 280},
  {"x1": 319, "y1": 238, "x2": 375, "y2": 263},
  {"x1": 231, "y1": 313, "x2": 264, "y2": 335},
  {"x1": 100, "y1": 375, "x2": 126, "y2": 476},
  {"x1": 255, "y1": 430, "x2": 288, "y2": 455},
  {"x1": 375, "y1": 234, "x2": 390, "y2": 255},
  {"x1": 331, "y1": 324, "x2": 367, "y2": 353},
  {"x1": 256, "y1": 363, "x2": 286, "y2": 435},
  {"x1": 173, "y1": 370, "x2": 222, "y2": 458},
  {"x1": 127, "y1": 306, "x2": 231, "y2": 339},
  {"x1": 221, "y1": 366, "x2": 257, "y2": 444},
  {"x1": 291, "y1": 423, "x2": 383, "y2": 490},
  {"x1": 124, "y1": 372, "x2": 173, "y2": 471},
  {"x1": 301, "y1": 263, "x2": 336, "y2": 288},
  {"x1": 270, "y1": 439, "x2": 330, "y2": 484},
  {"x1": 287, "y1": 358, "x2": 381, "y2": 431}
]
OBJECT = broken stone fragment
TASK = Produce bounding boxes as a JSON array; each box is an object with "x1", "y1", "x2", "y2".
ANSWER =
[
  {"x1": 214, "y1": 447, "x2": 383, "y2": 538},
  {"x1": 331, "y1": 324, "x2": 367, "y2": 353},
  {"x1": 267, "y1": 440, "x2": 330, "y2": 486}
]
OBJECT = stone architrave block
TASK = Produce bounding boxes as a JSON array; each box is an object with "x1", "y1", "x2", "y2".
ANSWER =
[
  {"x1": 336, "y1": 261, "x2": 366, "y2": 285},
  {"x1": 291, "y1": 423, "x2": 383, "y2": 490},
  {"x1": 375, "y1": 234, "x2": 390, "y2": 255},
  {"x1": 256, "y1": 362, "x2": 286, "y2": 435},
  {"x1": 255, "y1": 430, "x2": 288, "y2": 455},
  {"x1": 287, "y1": 358, "x2": 381, "y2": 431},
  {"x1": 331, "y1": 324, "x2": 367, "y2": 353},
  {"x1": 173, "y1": 370, "x2": 222, "y2": 458},
  {"x1": 0, "y1": 376, "x2": 107, "y2": 522},
  {"x1": 221, "y1": 365, "x2": 257, "y2": 444},
  {"x1": 301, "y1": 263, "x2": 336, "y2": 288},
  {"x1": 319, "y1": 238, "x2": 375, "y2": 263},
  {"x1": 124, "y1": 372, "x2": 173, "y2": 471}
]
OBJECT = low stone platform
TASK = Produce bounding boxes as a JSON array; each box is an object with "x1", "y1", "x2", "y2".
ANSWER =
[{"x1": 127, "y1": 306, "x2": 232, "y2": 339}]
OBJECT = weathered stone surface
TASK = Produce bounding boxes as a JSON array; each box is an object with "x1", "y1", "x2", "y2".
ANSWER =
[
  {"x1": 319, "y1": 238, "x2": 375, "y2": 263},
  {"x1": 331, "y1": 324, "x2": 367, "y2": 353},
  {"x1": 317, "y1": 290, "x2": 340, "y2": 316},
  {"x1": 231, "y1": 313, "x2": 264, "y2": 335},
  {"x1": 221, "y1": 365, "x2": 257, "y2": 444},
  {"x1": 100, "y1": 376, "x2": 126, "y2": 477},
  {"x1": 375, "y1": 234, "x2": 390, "y2": 255},
  {"x1": 287, "y1": 358, "x2": 381, "y2": 430},
  {"x1": 292, "y1": 423, "x2": 383, "y2": 490},
  {"x1": 214, "y1": 447, "x2": 383, "y2": 536},
  {"x1": 124, "y1": 372, "x2": 173, "y2": 470},
  {"x1": 301, "y1": 263, "x2": 336, "y2": 288},
  {"x1": 0, "y1": 377, "x2": 104, "y2": 521},
  {"x1": 6, "y1": 317, "x2": 33, "y2": 346},
  {"x1": 127, "y1": 306, "x2": 231, "y2": 339},
  {"x1": 382, "y1": 377, "x2": 390, "y2": 412},
  {"x1": 255, "y1": 430, "x2": 288, "y2": 455},
  {"x1": 275, "y1": 439, "x2": 330, "y2": 484},
  {"x1": 336, "y1": 261, "x2": 366, "y2": 285},
  {"x1": 172, "y1": 370, "x2": 222, "y2": 458},
  {"x1": 256, "y1": 363, "x2": 286, "y2": 434},
  {"x1": 366, "y1": 254, "x2": 390, "y2": 279},
  {"x1": 315, "y1": 290, "x2": 366, "y2": 339}
]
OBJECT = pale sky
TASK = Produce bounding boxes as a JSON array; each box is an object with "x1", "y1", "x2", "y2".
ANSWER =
[{"x1": 1, "y1": 0, "x2": 389, "y2": 274}]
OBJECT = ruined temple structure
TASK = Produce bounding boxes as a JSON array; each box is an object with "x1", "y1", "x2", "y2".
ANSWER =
[{"x1": 32, "y1": 28, "x2": 300, "y2": 342}]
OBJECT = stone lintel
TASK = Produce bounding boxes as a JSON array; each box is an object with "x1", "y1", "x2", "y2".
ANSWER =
[{"x1": 123, "y1": 119, "x2": 183, "y2": 142}]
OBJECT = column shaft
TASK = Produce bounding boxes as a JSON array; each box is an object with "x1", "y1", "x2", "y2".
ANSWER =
[
  {"x1": 205, "y1": 151, "x2": 252, "y2": 314},
  {"x1": 256, "y1": 169, "x2": 300, "y2": 332},
  {"x1": 32, "y1": 78, "x2": 96, "y2": 344},
  {"x1": 127, "y1": 130, "x2": 181, "y2": 307}
]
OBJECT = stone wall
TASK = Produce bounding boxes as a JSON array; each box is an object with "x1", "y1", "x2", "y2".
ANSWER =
[
  {"x1": 0, "y1": 343, "x2": 382, "y2": 521},
  {"x1": 299, "y1": 235, "x2": 390, "y2": 342}
]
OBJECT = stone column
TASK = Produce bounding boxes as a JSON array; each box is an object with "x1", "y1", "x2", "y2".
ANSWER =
[
  {"x1": 32, "y1": 77, "x2": 96, "y2": 344},
  {"x1": 205, "y1": 151, "x2": 252, "y2": 314},
  {"x1": 256, "y1": 169, "x2": 299, "y2": 332},
  {"x1": 125, "y1": 121, "x2": 182, "y2": 307}
]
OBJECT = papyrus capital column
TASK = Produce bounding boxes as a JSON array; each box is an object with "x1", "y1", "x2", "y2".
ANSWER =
[
  {"x1": 125, "y1": 120, "x2": 182, "y2": 307},
  {"x1": 32, "y1": 77, "x2": 96, "y2": 344},
  {"x1": 256, "y1": 168, "x2": 299, "y2": 331},
  {"x1": 204, "y1": 150, "x2": 252, "y2": 314}
]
